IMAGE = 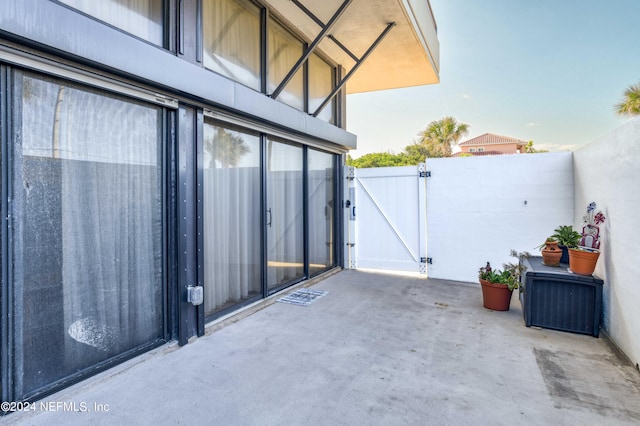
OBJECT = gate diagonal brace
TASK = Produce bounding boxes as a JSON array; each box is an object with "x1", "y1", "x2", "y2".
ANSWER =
[{"x1": 357, "y1": 177, "x2": 419, "y2": 263}]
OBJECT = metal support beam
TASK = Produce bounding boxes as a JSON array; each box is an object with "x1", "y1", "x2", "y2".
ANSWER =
[
  {"x1": 291, "y1": 0, "x2": 324, "y2": 27},
  {"x1": 327, "y1": 35, "x2": 359, "y2": 63},
  {"x1": 313, "y1": 22, "x2": 396, "y2": 117},
  {"x1": 291, "y1": 0, "x2": 360, "y2": 65},
  {"x1": 270, "y1": 0, "x2": 352, "y2": 100}
]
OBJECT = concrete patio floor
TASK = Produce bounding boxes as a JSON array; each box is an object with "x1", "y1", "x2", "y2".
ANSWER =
[{"x1": 4, "y1": 269, "x2": 640, "y2": 425}]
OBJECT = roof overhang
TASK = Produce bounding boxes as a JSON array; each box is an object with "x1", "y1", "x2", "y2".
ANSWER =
[{"x1": 262, "y1": 0, "x2": 440, "y2": 94}]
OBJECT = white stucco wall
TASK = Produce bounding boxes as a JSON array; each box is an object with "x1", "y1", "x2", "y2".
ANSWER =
[
  {"x1": 426, "y1": 152, "x2": 574, "y2": 283},
  {"x1": 573, "y1": 118, "x2": 640, "y2": 369}
]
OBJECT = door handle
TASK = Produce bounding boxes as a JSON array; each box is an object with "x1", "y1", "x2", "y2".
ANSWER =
[{"x1": 267, "y1": 208, "x2": 272, "y2": 228}]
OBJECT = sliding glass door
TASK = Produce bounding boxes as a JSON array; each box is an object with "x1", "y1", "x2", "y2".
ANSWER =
[
  {"x1": 308, "y1": 149, "x2": 336, "y2": 276},
  {"x1": 200, "y1": 125, "x2": 337, "y2": 314},
  {"x1": 202, "y1": 121, "x2": 262, "y2": 316},
  {"x1": 11, "y1": 71, "x2": 165, "y2": 398},
  {"x1": 266, "y1": 138, "x2": 304, "y2": 291}
]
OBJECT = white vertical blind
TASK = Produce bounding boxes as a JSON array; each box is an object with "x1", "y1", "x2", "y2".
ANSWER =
[
  {"x1": 203, "y1": 0, "x2": 262, "y2": 91},
  {"x1": 267, "y1": 139, "x2": 304, "y2": 288},
  {"x1": 14, "y1": 72, "x2": 163, "y2": 397},
  {"x1": 202, "y1": 122, "x2": 262, "y2": 315},
  {"x1": 268, "y1": 18, "x2": 304, "y2": 110},
  {"x1": 308, "y1": 149, "x2": 335, "y2": 275},
  {"x1": 308, "y1": 54, "x2": 334, "y2": 123}
]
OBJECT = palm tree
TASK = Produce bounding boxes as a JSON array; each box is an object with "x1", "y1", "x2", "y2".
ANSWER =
[
  {"x1": 615, "y1": 83, "x2": 640, "y2": 117},
  {"x1": 417, "y1": 116, "x2": 469, "y2": 157},
  {"x1": 204, "y1": 127, "x2": 250, "y2": 168},
  {"x1": 524, "y1": 140, "x2": 548, "y2": 153}
]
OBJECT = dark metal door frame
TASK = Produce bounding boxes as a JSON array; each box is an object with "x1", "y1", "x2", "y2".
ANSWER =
[{"x1": 177, "y1": 105, "x2": 204, "y2": 345}]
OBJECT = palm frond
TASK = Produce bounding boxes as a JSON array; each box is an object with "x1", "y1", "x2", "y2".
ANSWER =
[{"x1": 615, "y1": 83, "x2": 640, "y2": 116}]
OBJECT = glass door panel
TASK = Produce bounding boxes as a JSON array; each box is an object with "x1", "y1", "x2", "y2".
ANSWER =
[
  {"x1": 202, "y1": 121, "x2": 262, "y2": 316},
  {"x1": 12, "y1": 71, "x2": 164, "y2": 398},
  {"x1": 308, "y1": 149, "x2": 335, "y2": 275},
  {"x1": 266, "y1": 139, "x2": 304, "y2": 290}
]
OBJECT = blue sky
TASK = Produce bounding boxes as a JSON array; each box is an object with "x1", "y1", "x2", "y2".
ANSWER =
[{"x1": 346, "y1": 0, "x2": 640, "y2": 157}]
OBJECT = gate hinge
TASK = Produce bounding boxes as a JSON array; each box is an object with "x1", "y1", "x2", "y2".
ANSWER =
[
  {"x1": 419, "y1": 171, "x2": 431, "y2": 178},
  {"x1": 345, "y1": 166, "x2": 355, "y2": 180},
  {"x1": 420, "y1": 257, "x2": 432, "y2": 264}
]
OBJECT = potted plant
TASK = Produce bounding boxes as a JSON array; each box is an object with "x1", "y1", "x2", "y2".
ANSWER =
[
  {"x1": 550, "y1": 225, "x2": 581, "y2": 263},
  {"x1": 568, "y1": 202, "x2": 606, "y2": 276},
  {"x1": 538, "y1": 237, "x2": 562, "y2": 266},
  {"x1": 479, "y1": 250, "x2": 530, "y2": 311}
]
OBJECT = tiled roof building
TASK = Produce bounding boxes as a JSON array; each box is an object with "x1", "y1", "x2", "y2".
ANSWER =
[{"x1": 458, "y1": 133, "x2": 528, "y2": 155}]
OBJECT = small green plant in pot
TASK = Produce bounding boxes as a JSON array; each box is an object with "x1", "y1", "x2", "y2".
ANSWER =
[
  {"x1": 479, "y1": 250, "x2": 530, "y2": 311},
  {"x1": 551, "y1": 225, "x2": 581, "y2": 263},
  {"x1": 537, "y1": 237, "x2": 562, "y2": 266}
]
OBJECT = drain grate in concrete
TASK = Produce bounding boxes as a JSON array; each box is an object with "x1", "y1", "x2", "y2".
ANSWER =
[{"x1": 277, "y1": 288, "x2": 329, "y2": 306}]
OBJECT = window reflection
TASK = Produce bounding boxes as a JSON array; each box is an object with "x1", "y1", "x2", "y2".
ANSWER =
[
  {"x1": 203, "y1": 122, "x2": 261, "y2": 315},
  {"x1": 204, "y1": 126, "x2": 252, "y2": 168}
]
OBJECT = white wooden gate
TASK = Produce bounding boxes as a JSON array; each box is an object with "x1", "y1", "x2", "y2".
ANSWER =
[
  {"x1": 344, "y1": 153, "x2": 574, "y2": 281},
  {"x1": 345, "y1": 164, "x2": 428, "y2": 274}
]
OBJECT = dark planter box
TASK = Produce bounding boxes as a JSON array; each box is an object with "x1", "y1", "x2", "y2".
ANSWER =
[{"x1": 519, "y1": 256, "x2": 603, "y2": 337}]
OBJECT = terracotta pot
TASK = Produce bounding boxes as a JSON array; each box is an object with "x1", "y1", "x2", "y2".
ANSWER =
[
  {"x1": 479, "y1": 278, "x2": 513, "y2": 311},
  {"x1": 568, "y1": 248, "x2": 600, "y2": 276},
  {"x1": 541, "y1": 241, "x2": 562, "y2": 266}
]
